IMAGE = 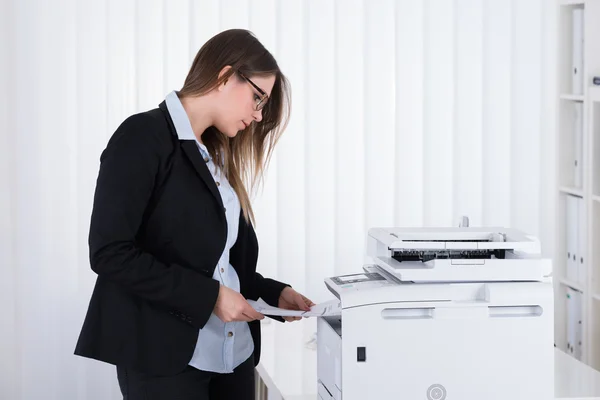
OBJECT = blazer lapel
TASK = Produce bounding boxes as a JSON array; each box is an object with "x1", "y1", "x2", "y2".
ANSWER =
[
  {"x1": 157, "y1": 100, "x2": 225, "y2": 212},
  {"x1": 181, "y1": 141, "x2": 224, "y2": 212}
]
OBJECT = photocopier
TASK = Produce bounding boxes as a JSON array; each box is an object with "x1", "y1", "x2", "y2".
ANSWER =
[{"x1": 317, "y1": 227, "x2": 554, "y2": 400}]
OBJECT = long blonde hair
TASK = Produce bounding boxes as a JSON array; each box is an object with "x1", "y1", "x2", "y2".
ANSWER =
[{"x1": 178, "y1": 29, "x2": 291, "y2": 226}]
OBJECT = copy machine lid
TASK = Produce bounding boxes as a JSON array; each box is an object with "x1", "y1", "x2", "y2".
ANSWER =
[{"x1": 368, "y1": 227, "x2": 540, "y2": 253}]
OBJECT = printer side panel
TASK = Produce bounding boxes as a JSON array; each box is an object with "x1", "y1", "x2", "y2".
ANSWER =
[{"x1": 317, "y1": 316, "x2": 342, "y2": 400}]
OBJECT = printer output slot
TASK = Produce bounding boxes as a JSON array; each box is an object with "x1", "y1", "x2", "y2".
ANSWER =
[
  {"x1": 392, "y1": 249, "x2": 506, "y2": 263},
  {"x1": 321, "y1": 315, "x2": 342, "y2": 337}
]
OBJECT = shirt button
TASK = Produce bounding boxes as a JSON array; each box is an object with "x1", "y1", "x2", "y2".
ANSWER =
[
  {"x1": 203, "y1": 157, "x2": 209, "y2": 163},
  {"x1": 221, "y1": 268, "x2": 224, "y2": 273},
  {"x1": 228, "y1": 332, "x2": 233, "y2": 337},
  {"x1": 216, "y1": 181, "x2": 220, "y2": 187}
]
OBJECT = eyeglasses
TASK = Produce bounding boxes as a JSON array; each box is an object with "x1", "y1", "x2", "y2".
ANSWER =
[{"x1": 238, "y1": 72, "x2": 268, "y2": 111}]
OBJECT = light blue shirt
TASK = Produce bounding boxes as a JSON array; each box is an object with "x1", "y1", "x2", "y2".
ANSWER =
[{"x1": 165, "y1": 90, "x2": 254, "y2": 373}]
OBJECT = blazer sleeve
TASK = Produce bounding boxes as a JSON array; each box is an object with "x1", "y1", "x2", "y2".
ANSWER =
[
  {"x1": 88, "y1": 113, "x2": 220, "y2": 330},
  {"x1": 254, "y1": 272, "x2": 290, "y2": 308}
]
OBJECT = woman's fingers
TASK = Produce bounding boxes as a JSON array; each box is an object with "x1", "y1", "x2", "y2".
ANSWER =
[
  {"x1": 302, "y1": 295, "x2": 315, "y2": 308},
  {"x1": 295, "y1": 294, "x2": 311, "y2": 311}
]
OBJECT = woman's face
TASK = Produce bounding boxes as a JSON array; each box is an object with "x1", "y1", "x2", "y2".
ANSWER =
[{"x1": 214, "y1": 72, "x2": 276, "y2": 137}]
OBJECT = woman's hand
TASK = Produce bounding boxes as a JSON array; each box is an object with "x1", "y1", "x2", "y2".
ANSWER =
[
  {"x1": 278, "y1": 287, "x2": 316, "y2": 322},
  {"x1": 214, "y1": 285, "x2": 265, "y2": 323}
]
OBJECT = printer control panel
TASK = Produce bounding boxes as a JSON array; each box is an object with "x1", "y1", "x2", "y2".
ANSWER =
[
  {"x1": 325, "y1": 268, "x2": 397, "y2": 298},
  {"x1": 330, "y1": 273, "x2": 386, "y2": 286}
]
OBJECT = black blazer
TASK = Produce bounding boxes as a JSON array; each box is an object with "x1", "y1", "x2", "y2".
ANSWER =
[{"x1": 74, "y1": 101, "x2": 289, "y2": 376}]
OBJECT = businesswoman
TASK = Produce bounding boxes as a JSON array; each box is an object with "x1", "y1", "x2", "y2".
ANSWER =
[{"x1": 74, "y1": 29, "x2": 313, "y2": 400}]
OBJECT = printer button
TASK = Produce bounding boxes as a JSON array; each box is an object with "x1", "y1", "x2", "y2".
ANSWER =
[{"x1": 357, "y1": 346, "x2": 366, "y2": 362}]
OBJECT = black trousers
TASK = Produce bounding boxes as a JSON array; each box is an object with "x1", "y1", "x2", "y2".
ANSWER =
[{"x1": 116, "y1": 354, "x2": 255, "y2": 400}]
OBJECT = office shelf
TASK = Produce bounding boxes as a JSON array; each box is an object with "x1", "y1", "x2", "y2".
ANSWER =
[
  {"x1": 560, "y1": 186, "x2": 584, "y2": 197},
  {"x1": 560, "y1": 277, "x2": 585, "y2": 293},
  {"x1": 555, "y1": 0, "x2": 600, "y2": 372}
]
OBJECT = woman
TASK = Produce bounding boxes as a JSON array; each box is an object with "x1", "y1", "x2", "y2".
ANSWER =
[{"x1": 74, "y1": 29, "x2": 314, "y2": 400}]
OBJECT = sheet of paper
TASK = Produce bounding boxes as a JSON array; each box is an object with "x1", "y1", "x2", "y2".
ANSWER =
[
  {"x1": 307, "y1": 299, "x2": 342, "y2": 316},
  {"x1": 247, "y1": 298, "x2": 341, "y2": 318}
]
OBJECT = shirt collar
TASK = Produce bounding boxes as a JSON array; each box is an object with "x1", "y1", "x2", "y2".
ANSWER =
[{"x1": 164, "y1": 90, "x2": 211, "y2": 162}]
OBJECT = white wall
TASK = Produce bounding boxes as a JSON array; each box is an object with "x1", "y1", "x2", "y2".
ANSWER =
[{"x1": 0, "y1": 0, "x2": 557, "y2": 398}]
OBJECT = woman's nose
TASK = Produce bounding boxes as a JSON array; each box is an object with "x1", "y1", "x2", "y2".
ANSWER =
[{"x1": 252, "y1": 109, "x2": 263, "y2": 123}]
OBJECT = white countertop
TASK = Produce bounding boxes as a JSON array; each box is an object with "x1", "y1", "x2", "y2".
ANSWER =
[
  {"x1": 555, "y1": 348, "x2": 600, "y2": 399},
  {"x1": 256, "y1": 318, "x2": 600, "y2": 400}
]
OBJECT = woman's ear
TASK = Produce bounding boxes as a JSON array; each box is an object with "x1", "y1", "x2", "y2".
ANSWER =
[
  {"x1": 218, "y1": 78, "x2": 229, "y2": 92},
  {"x1": 217, "y1": 65, "x2": 233, "y2": 88}
]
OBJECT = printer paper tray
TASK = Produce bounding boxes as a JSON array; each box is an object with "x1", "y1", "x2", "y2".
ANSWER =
[{"x1": 376, "y1": 256, "x2": 551, "y2": 282}]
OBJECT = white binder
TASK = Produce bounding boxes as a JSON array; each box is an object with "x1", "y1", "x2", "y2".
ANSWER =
[
  {"x1": 566, "y1": 288, "x2": 575, "y2": 356},
  {"x1": 574, "y1": 102, "x2": 583, "y2": 188},
  {"x1": 572, "y1": 8, "x2": 584, "y2": 95},
  {"x1": 574, "y1": 289, "x2": 583, "y2": 360},
  {"x1": 578, "y1": 197, "x2": 587, "y2": 285},
  {"x1": 566, "y1": 195, "x2": 579, "y2": 283},
  {"x1": 566, "y1": 287, "x2": 583, "y2": 360}
]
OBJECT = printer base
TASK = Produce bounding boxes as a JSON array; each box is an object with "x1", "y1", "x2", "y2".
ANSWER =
[{"x1": 317, "y1": 281, "x2": 554, "y2": 400}]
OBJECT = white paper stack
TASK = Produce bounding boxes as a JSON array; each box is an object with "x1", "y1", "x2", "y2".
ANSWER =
[{"x1": 248, "y1": 298, "x2": 341, "y2": 318}]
